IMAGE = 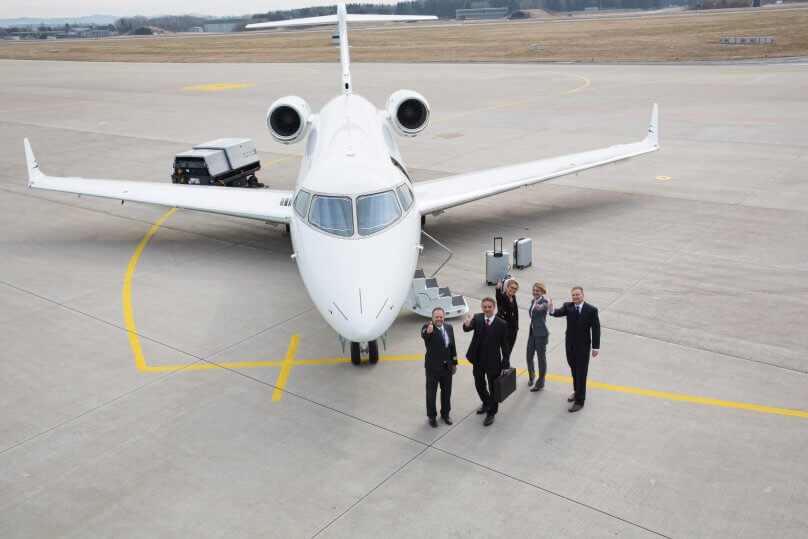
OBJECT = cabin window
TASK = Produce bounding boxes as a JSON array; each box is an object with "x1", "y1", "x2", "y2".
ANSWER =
[
  {"x1": 357, "y1": 190, "x2": 401, "y2": 236},
  {"x1": 294, "y1": 190, "x2": 311, "y2": 218},
  {"x1": 395, "y1": 184, "x2": 413, "y2": 211},
  {"x1": 309, "y1": 195, "x2": 354, "y2": 237}
]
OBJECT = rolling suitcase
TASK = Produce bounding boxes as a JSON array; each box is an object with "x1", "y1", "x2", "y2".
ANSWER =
[
  {"x1": 485, "y1": 237, "x2": 510, "y2": 285},
  {"x1": 513, "y1": 237, "x2": 532, "y2": 269},
  {"x1": 493, "y1": 367, "x2": 516, "y2": 403}
]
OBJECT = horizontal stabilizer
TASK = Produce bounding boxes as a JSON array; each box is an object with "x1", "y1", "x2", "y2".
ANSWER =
[{"x1": 246, "y1": 14, "x2": 437, "y2": 30}]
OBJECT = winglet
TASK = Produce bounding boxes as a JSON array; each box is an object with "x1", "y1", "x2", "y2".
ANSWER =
[
  {"x1": 23, "y1": 138, "x2": 45, "y2": 187},
  {"x1": 645, "y1": 103, "x2": 659, "y2": 148}
]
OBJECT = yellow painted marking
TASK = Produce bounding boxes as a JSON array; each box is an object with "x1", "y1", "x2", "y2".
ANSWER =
[
  {"x1": 263, "y1": 153, "x2": 303, "y2": 166},
  {"x1": 122, "y1": 207, "x2": 177, "y2": 371},
  {"x1": 183, "y1": 83, "x2": 255, "y2": 91},
  {"x1": 120, "y1": 153, "x2": 808, "y2": 419},
  {"x1": 656, "y1": 175, "x2": 671, "y2": 180},
  {"x1": 272, "y1": 336, "x2": 300, "y2": 401},
  {"x1": 433, "y1": 71, "x2": 590, "y2": 124}
]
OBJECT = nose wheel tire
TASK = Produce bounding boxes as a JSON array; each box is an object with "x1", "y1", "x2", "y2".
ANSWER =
[
  {"x1": 350, "y1": 342, "x2": 361, "y2": 365},
  {"x1": 368, "y1": 340, "x2": 379, "y2": 364}
]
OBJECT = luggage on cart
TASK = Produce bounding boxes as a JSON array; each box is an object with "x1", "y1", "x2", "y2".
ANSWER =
[
  {"x1": 513, "y1": 237, "x2": 533, "y2": 269},
  {"x1": 485, "y1": 237, "x2": 510, "y2": 285}
]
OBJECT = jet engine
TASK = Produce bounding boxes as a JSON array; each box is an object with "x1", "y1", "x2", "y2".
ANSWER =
[
  {"x1": 266, "y1": 96, "x2": 311, "y2": 144},
  {"x1": 386, "y1": 90, "x2": 430, "y2": 137}
]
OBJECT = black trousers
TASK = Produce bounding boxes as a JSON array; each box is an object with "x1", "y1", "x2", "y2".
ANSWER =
[
  {"x1": 507, "y1": 327, "x2": 518, "y2": 356},
  {"x1": 565, "y1": 341, "x2": 591, "y2": 405},
  {"x1": 426, "y1": 366, "x2": 452, "y2": 419},
  {"x1": 473, "y1": 365, "x2": 499, "y2": 416}
]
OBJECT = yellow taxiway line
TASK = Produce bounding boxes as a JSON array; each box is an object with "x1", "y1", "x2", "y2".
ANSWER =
[{"x1": 120, "y1": 193, "x2": 808, "y2": 418}]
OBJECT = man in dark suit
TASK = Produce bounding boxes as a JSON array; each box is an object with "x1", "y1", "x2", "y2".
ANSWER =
[
  {"x1": 526, "y1": 282, "x2": 549, "y2": 391},
  {"x1": 422, "y1": 307, "x2": 458, "y2": 428},
  {"x1": 549, "y1": 286, "x2": 600, "y2": 412},
  {"x1": 463, "y1": 297, "x2": 511, "y2": 426}
]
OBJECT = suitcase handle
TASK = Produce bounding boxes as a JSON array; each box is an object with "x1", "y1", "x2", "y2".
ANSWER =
[{"x1": 494, "y1": 236, "x2": 503, "y2": 257}]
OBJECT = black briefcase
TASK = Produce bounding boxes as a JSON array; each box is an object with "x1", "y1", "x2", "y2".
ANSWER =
[{"x1": 493, "y1": 367, "x2": 516, "y2": 403}]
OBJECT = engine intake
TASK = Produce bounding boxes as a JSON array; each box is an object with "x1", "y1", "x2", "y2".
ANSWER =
[
  {"x1": 386, "y1": 90, "x2": 430, "y2": 137},
  {"x1": 266, "y1": 96, "x2": 311, "y2": 144}
]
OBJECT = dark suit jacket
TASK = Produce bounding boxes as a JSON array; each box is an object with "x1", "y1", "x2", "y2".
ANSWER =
[
  {"x1": 527, "y1": 296, "x2": 549, "y2": 338},
  {"x1": 463, "y1": 314, "x2": 510, "y2": 376},
  {"x1": 495, "y1": 287, "x2": 519, "y2": 334},
  {"x1": 421, "y1": 322, "x2": 458, "y2": 373},
  {"x1": 550, "y1": 302, "x2": 600, "y2": 354}
]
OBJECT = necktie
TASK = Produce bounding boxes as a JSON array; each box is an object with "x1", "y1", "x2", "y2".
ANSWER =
[
  {"x1": 530, "y1": 299, "x2": 536, "y2": 314},
  {"x1": 440, "y1": 326, "x2": 448, "y2": 347},
  {"x1": 576, "y1": 305, "x2": 581, "y2": 315},
  {"x1": 485, "y1": 318, "x2": 491, "y2": 327}
]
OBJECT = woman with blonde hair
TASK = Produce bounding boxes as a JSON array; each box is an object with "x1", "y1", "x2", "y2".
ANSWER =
[
  {"x1": 495, "y1": 277, "x2": 519, "y2": 354},
  {"x1": 526, "y1": 282, "x2": 549, "y2": 390}
]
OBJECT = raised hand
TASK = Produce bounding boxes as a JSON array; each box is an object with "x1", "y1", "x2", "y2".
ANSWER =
[
  {"x1": 548, "y1": 298, "x2": 554, "y2": 310},
  {"x1": 495, "y1": 280, "x2": 503, "y2": 290},
  {"x1": 464, "y1": 313, "x2": 472, "y2": 327},
  {"x1": 427, "y1": 321, "x2": 434, "y2": 334}
]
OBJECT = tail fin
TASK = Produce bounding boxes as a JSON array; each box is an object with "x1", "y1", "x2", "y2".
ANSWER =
[
  {"x1": 337, "y1": 4, "x2": 351, "y2": 94},
  {"x1": 245, "y1": 3, "x2": 437, "y2": 95}
]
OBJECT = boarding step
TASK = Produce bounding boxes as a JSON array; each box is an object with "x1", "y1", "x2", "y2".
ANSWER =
[{"x1": 405, "y1": 269, "x2": 468, "y2": 318}]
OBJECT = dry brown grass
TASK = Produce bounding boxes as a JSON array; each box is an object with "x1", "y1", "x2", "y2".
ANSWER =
[{"x1": 2, "y1": 8, "x2": 807, "y2": 63}]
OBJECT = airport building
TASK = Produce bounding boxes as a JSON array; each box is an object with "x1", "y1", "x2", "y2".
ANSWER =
[
  {"x1": 203, "y1": 19, "x2": 245, "y2": 32},
  {"x1": 456, "y1": 7, "x2": 509, "y2": 20}
]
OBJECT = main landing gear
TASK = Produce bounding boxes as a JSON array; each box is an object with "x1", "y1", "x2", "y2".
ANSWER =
[{"x1": 349, "y1": 340, "x2": 379, "y2": 365}]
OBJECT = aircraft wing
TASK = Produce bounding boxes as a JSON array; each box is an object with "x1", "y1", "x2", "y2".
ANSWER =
[
  {"x1": 415, "y1": 105, "x2": 660, "y2": 216},
  {"x1": 24, "y1": 139, "x2": 292, "y2": 223}
]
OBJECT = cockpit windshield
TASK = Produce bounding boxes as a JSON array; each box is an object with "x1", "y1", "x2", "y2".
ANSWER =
[
  {"x1": 309, "y1": 195, "x2": 354, "y2": 237},
  {"x1": 357, "y1": 191, "x2": 401, "y2": 236}
]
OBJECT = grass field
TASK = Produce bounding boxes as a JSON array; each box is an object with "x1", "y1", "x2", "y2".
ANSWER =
[{"x1": 1, "y1": 7, "x2": 807, "y2": 63}]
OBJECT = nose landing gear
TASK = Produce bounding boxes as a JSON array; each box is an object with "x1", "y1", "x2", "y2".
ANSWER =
[{"x1": 349, "y1": 340, "x2": 380, "y2": 365}]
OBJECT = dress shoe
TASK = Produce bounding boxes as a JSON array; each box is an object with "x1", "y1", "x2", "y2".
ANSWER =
[
  {"x1": 476, "y1": 405, "x2": 488, "y2": 415},
  {"x1": 528, "y1": 377, "x2": 534, "y2": 386},
  {"x1": 568, "y1": 403, "x2": 584, "y2": 412},
  {"x1": 441, "y1": 416, "x2": 453, "y2": 425},
  {"x1": 530, "y1": 384, "x2": 543, "y2": 392},
  {"x1": 483, "y1": 415, "x2": 495, "y2": 426},
  {"x1": 429, "y1": 418, "x2": 438, "y2": 428},
  {"x1": 567, "y1": 392, "x2": 576, "y2": 402}
]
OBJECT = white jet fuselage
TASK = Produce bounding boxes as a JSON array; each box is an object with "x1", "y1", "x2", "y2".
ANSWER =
[{"x1": 290, "y1": 92, "x2": 421, "y2": 342}]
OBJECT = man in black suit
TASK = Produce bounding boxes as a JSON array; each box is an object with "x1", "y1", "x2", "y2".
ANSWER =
[
  {"x1": 549, "y1": 286, "x2": 600, "y2": 412},
  {"x1": 422, "y1": 307, "x2": 458, "y2": 428},
  {"x1": 463, "y1": 297, "x2": 511, "y2": 426}
]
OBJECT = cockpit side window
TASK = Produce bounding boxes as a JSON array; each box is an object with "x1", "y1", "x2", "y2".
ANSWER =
[
  {"x1": 294, "y1": 190, "x2": 311, "y2": 218},
  {"x1": 309, "y1": 195, "x2": 354, "y2": 237},
  {"x1": 395, "y1": 184, "x2": 413, "y2": 211},
  {"x1": 357, "y1": 191, "x2": 401, "y2": 236}
]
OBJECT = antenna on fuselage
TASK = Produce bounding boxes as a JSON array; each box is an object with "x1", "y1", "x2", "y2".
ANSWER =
[{"x1": 337, "y1": 3, "x2": 352, "y2": 95}]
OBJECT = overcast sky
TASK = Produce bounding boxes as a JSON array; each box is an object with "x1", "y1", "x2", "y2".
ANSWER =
[{"x1": 0, "y1": 1, "x2": 395, "y2": 19}]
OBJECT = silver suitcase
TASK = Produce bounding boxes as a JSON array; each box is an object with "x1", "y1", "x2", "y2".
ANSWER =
[
  {"x1": 485, "y1": 237, "x2": 510, "y2": 285},
  {"x1": 513, "y1": 237, "x2": 532, "y2": 269}
]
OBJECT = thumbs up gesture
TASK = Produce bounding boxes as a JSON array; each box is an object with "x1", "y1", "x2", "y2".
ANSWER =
[
  {"x1": 427, "y1": 321, "x2": 434, "y2": 334},
  {"x1": 548, "y1": 298, "x2": 554, "y2": 310},
  {"x1": 464, "y1": 313, "x2": 472, "y2": 327}
]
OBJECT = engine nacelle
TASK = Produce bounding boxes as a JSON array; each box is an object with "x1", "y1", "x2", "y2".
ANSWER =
[
  {"x1": 266, "y1": 96, "x2": 311, "y2": 144},
  {"x1": 386, "y1": 90, "x2": 430, "y2": 137}
]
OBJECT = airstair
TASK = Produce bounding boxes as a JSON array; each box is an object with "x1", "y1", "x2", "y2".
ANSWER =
[{"x1": 404, "y1": 230, "x2": 468, "y2": 318}]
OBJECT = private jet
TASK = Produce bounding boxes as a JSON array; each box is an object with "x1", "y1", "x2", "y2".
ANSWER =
[{"x1": 23, "y1": 4, "x2": 659, "y2": 365}]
